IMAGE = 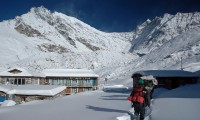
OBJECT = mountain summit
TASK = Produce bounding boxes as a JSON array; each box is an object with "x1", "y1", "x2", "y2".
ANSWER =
[{"x1": 0, "y1": 6, "x2": 200, "y2": 85}]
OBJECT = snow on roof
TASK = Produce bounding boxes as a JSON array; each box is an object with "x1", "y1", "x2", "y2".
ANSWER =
[
  {"x1": 42, "y1": 69, "x2": 99, "y2": 77},
  {"x1": 135, "y1": 70, "x2": 197, "y2": 77},
  {"x1": 102, "y1": 85, "x2": 130, "y2": 92},
  {"x1": 140, "y1": 75, "x2": 155, "y2": 80},
  {"x1": 0, "y1": 85, "x2": 66, "y2": 96},
  {"x1": 0, "y1": 67, "x2": 45, "y2": 77}
]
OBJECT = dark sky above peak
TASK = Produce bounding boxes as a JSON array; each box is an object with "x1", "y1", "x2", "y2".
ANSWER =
[{"x1": 0, "y1": 0, "x2": 200, "y2": 32}]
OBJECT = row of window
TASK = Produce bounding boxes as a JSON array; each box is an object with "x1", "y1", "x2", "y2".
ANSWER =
[
  {"x1": 2, "y1": 78, "x2": 39, "y2": 85},
  {"x1": 71, "y1": 87, "x2": 93, "y2": 93},
  {"x1": 48, "y1": 79, "x2": 97, "y2": 87},
  {"x1": 0, "y1": 77, "x2": 97, "y2": 87}
]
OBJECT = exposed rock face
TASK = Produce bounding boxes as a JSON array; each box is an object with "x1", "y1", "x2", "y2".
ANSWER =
[
  {"x1": 77, "y1": 38, "x2": 100, "y2": 51},
  {"x1": 38, "y1": 44, "x2": 69, "y2": 54},
  {"x1": 15, "y1": 18, "x2": 43, "y2": 37}
]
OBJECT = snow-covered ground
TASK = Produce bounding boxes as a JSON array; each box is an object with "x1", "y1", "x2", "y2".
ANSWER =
[
  {"x1": 151, "y1": 84, "x2": 200, "y2": 120},
  {"x1": 0, "y1": 86, "x2": 131, "y2": 120},
  {"x1": 0, "y1": 83, "x2": 200, "y2": 120},
  {"x1": 118, "y1": 83, "x2": 200, "y2": 120},
  {"x1": 0, "y1": 84, "x2": 66, "y2": 96}
]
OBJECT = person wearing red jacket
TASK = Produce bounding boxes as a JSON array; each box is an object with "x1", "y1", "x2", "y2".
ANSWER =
[{"x1": 129, "y1": 79, "x2": 151, "y2": 120}]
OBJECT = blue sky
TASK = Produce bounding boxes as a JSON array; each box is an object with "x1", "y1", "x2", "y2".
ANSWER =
[{"x1": 0, "y1": 0, "x2": 200, "y2": 32}]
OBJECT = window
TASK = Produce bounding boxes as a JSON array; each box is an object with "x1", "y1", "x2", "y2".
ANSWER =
[
  {"x1": 14, "y1": 79, "x2": 17, "y2": 84},
  {"x1": 63, "y1": 79, "x2": 67, "y2": 85},
  {"x1": 72, "y1": 88, "x2": 77, "y2": 93},
  {"x1": 22, "y1": 79, "x2": 25, "y2": 84},
  {"x1": 13, "y1": 78, "x2": 25, "y2": 85},
  {"x1": 32, "y1": 79, "x2": 38, "y2": 85},
  {"x1": 52, "y1": 79, "x2": 58, "y2": 85},
  {"x1": 66, "y1": 80, "x2": 71, "y2": 86},
  {"x1": 83, "y1": 88, "x2": 91, "y2": 92},
  {"x1": 18, "y1": 79, "x2": 21, "y2": 84},
  {"x1": 72, "y1": 80, "x2": 78, "y2": 87}
]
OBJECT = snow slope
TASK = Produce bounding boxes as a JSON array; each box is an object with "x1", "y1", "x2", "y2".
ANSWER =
[{"x1": 0, "y1": 6, "x2": 135, "y2": 74}]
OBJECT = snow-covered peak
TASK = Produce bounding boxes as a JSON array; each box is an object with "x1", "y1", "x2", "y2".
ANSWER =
[
  {"x1": 30, "y1": 6, "x2": 50, "y2": 14},
  {"x1": 162, "y1": 12, "x2": 200, "y2": 30},
  {"x1": 134, "y1": 19, "x2": 152, "y2": 32},
  {"x1": 30, "y1": 6, "x2": 52, "y2": 18},
  {"x1": 160, "y1": 13, "x2": 174, "y2": 24}
]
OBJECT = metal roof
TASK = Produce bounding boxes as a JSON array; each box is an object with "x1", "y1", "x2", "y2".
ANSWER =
[
  {"x1": 42, "y1": 69, "x2": 99, "y2": 77},
  {"x1": 134, "y1": 70, "x2": 197, "y2": 77},
  {"x1": 0, "y1": 67, "x2": 45, "y2": 77}
]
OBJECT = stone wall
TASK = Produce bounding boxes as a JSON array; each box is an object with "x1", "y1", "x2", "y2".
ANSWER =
[{"x1": 13, "y1": 90, "x2": 66, "y2": 104}]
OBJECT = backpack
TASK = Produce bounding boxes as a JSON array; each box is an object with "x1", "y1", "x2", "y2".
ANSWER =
[{"x1": 128, "y1": 86, "x2": 144, "y2": 104}]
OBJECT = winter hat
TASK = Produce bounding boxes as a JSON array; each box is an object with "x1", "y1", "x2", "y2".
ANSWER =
[{"x1": 138, "y1": 79, "x2": 144, "y2": 85}]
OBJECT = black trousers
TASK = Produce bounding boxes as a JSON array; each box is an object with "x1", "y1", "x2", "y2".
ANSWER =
[{"x1": 133, "y1": 102, "x2": 145, "y2": 120}]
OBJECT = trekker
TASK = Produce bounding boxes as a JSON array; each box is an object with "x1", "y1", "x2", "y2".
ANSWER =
[
  {"x1": 129, "y1": 79, "x2": 151, "y2": 120},
  {"x1": 141, "y1": 75, "x2": 158, "y2": 99},
  {"x1": 144, "y1": 80, "x2": 154, "y2": 99}
]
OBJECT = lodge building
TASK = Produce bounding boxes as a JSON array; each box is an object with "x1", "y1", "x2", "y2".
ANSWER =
[
  {"x1": 0, "y1": 68, "x2": 99, "y2": 95},
  {"x1": 42, "y1": 69, "x2": 98, "y2": 94},
  {"x1": 132, "y1": 70, "x2": 198, "y2": 89},
  {"x1": 0, "y1": 68, "x2": 45, "y2": 85}
]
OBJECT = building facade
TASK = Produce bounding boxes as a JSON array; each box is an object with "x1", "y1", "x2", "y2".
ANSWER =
[
  {"x1": 0, "y1": 68, "x2": 99, "y2": 95},
  {"x1": 42, "y1": 69, "x2": 99, "y2": 94},
  {"x1": 0, "y1": 68, "x2": 45, "y2": 85}
]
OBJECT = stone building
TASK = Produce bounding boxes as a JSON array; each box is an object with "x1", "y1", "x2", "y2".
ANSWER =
[
  {"x1": 0, "y1": 84, "x2": 66, "y2": 104},
  {"x1": 132, "y1": 70, "x2": 198, "y2": 89}
]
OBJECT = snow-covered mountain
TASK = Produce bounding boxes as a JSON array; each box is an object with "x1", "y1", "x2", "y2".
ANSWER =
[
  {"x1": 110, "y1": 12, "x2": 200, "y2": 85},
  {"x1": 129, "y1": 12, "x2": 200, "y2": 71},
  {"x1": 0, "y1": 6, "x2": 134, "y2": 71},
  {"x1": 0, "y1": 6, "x2": 200, "y2": 85},
  {"x1": 130, "y1": 13, "x2": 200, "y2": 53}
]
